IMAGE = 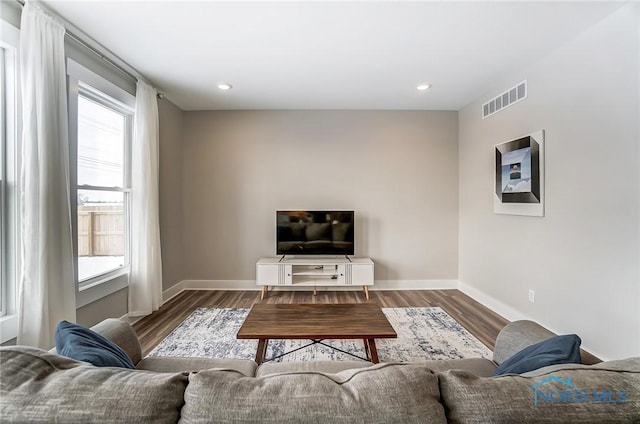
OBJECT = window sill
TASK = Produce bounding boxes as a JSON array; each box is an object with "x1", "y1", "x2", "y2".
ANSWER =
[
  {"x1": 76, "y1": 267, "x2": 129, "y2": 308},
  {"x1": 0, "y1": 270, "x2": 130, "y2": 343},
  {"x1": 0, "y1": 314, "x2": 18, "y2": 344}
]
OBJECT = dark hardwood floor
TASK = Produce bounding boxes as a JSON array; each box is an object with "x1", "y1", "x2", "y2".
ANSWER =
[{"x1": 132, "y1": 289, "x2": 510, "y2": 357}]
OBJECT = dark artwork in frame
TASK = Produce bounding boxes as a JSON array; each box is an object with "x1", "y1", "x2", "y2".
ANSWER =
[{"x1": 494, "y1": 130, "x2": 544, "y2": 216}]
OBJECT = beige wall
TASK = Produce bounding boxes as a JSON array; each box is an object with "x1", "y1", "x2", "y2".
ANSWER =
[
  {"x1": 458, "y1": 4, "x2": 640, "y2": 360},
  {"x1": 76, "y1": 288, "x2": 128, "y2": 328},
  {"x1": 158, "y1": 99, "x2": 185, "y2": 290},
  {"x1": 181, "y1": 110, "x2": 459, "y2": 283}
]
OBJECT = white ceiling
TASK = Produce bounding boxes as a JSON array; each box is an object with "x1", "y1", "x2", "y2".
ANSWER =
[{"x1": 42, "y1": 1, "x2": 624, "y2": 111}]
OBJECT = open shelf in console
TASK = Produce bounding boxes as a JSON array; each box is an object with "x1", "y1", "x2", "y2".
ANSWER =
[
  {"x1": 291, "y1": 264, "x2": 340, "y2": 285},
  {"x1": 292, "y1": 267, "x2": 339, "y2": 277}
]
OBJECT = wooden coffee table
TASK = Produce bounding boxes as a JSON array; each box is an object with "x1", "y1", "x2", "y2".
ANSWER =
[{"x1": 236, "y1": 303, "x2": 397, "y2": 364}]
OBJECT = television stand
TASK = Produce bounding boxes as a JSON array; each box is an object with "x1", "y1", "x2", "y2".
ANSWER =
[{"x1": 256, "y1": 257, "x2": 374, "y2": 300}]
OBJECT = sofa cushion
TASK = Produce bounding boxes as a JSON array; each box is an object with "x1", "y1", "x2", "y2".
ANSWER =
[
  {"x1": 256, "y1": 360, "x2": 372, "y2": 377},
  {"x1": 137, "y1": 356, "x2": 258, "y2": 376},
  {"x1": 55, "y1": 320, "x2": 135, "y2": 369},
  {"x1": 181, "y1": 362, "x2": 446, "y2": 424},
  {"x1": 0, "y1": 346, "x2": 188, "y2": 423},
  {"x1": 418, "y1": 358, "x2": 498, "y2": 377},
  {"x1": 439, "y1": 358, "x2": 640, "y2": 424},
  {"x1": 255, "y1": 358, "x2": 498, "y2": 378},
  {"x1": 493, "y1": 334, "x2": 581, "y2": 375}
]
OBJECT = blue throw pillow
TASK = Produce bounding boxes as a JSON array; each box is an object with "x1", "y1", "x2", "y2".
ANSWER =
[
  {"x1": 493, "y1": 334, "x2": 582, "y2": 376},
  {"x1": 55, "y1": 320, "x2": 135, "y2": 369}
]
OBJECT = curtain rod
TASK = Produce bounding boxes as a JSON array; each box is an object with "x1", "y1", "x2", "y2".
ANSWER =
[{"x1": 15, "y1": 0, "x2": 161, "y2": 95}]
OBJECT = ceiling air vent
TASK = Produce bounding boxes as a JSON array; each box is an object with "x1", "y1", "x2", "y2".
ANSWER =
[{"x1": 482, "y1": 81, "x2": 527, "y2": 119}]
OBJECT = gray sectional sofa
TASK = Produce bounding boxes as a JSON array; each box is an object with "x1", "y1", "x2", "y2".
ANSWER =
[{"x1": 1, "y1": 318, "x2": 638, "y2": 423}]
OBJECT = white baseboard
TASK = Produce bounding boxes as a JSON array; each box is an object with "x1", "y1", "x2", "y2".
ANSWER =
[
  {"x1": 180, "y1": 280, "x2": 257, "y2": 291},
  {"x1": 457, "y1": 280, "x2": 530, "y2": 322},
  {"x1": 119, "y1": 313, "x2": 141, "y2": 325},
  {"x1": 162, "y1": 280, "x2": 187, "y2": 302}
]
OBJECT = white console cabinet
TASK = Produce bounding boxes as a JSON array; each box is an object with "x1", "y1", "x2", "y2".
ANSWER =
[{"x1": 256, "y1": 257, "x2": 374, "y2": 299}]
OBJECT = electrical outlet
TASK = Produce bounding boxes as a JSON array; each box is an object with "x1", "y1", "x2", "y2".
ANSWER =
[{"x1": 528, "y1": 289, "x2": 535, "y2": 303}]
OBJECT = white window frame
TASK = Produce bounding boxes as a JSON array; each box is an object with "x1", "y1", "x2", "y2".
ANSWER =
[
  {"x1": 67, "y1": 59, "x2": 135, "y2": 308},
  {"x1": 0, "y1": 18, "x2": 20, "y2": 343},
  {"x1": 1, "y1": 36, "x2": 6, "y2": 317}
]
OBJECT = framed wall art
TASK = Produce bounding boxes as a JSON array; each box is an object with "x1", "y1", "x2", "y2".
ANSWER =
[{"x1": 494, "y1": 130, "x2": 544, "y2": 216}]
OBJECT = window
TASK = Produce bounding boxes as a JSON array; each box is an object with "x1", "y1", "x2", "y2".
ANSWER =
[
  {"x1": 0, "y1": 46, "x2": 6, "y2": 316},
  {"x1": 67, "y1": 59, "x2": 135, "y2": 306},
  {"x1": 76, "y1": 84, "x2": 133, "y2": 283},
  {"x1": 0, "y1": 18, "x2": 20, "y2": 341}
]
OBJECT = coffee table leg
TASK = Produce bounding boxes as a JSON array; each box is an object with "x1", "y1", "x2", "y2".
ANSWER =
[
  {"x1": 363, "y1": 338, "x2": 371, "y2": 360},
  {"x1": 256, "y1": 339, "x2": 268, "y2": 364},
  {"x1": 367, "y1": 339, "x2": 379, "y2": 363}
]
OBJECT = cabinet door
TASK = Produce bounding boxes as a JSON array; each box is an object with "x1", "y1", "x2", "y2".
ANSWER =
[
  {"x1": 279, "y1": 264, "x2": 293, "y2": 285},
  {"x1": 351, "y1": 263, "x2": 373, "y2": 285},
  {"x1": 337, "y1": 263, "x2": 373, "y2": 285},
  {"x1": 257, "y1": 264, "x2": 292, "y2": 285}
]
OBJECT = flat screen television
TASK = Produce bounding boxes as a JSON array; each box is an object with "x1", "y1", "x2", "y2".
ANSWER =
[{"x1": 276, "y1": 210, "x2": 355, "y2": 256}]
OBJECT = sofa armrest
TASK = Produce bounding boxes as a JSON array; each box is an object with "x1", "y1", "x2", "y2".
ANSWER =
[
  {"x1": 493, "y1": 320, "x2": 602, "y2": 366},
  {"x1": 492, "y1": 320, "x2": 556, "y2": 365},
  {"x1": 90, "y1": 318, "x2": 142, "y2": 365}
]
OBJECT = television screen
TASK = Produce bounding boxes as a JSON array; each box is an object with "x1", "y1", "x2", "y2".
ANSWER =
[{"x1": 276, "y1": 210, "x2": 355, "y2": 256}]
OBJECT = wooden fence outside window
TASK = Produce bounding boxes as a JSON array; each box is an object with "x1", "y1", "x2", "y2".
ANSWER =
[{"x1": 78, "y1": 205, "x2": 124, "y2": 256}]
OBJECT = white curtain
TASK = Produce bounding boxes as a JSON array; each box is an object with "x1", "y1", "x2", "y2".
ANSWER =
[
  {"x1": 128, "y1": 80, "x2": 163, "y2": 316},
  {"x1": 18, "y1": 2, "x2": 76, "y2": 348}
]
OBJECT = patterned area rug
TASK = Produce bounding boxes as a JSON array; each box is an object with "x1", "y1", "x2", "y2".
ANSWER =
[{"x1": 147, "y1": 307, "x2": 492, "y2": 362}]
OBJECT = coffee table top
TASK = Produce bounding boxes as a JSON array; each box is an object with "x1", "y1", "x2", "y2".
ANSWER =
[{"x1": 236, "y1": 303, "x2": 397, "y2": 340}]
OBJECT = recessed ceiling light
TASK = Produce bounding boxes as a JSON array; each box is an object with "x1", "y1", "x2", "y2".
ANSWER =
[
  {"x1": 217, "y1": 83, "x2": 232, "y2": 90},
  {"x1": 417, "y1": 84, "x2": 431, "y2": 91}
]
